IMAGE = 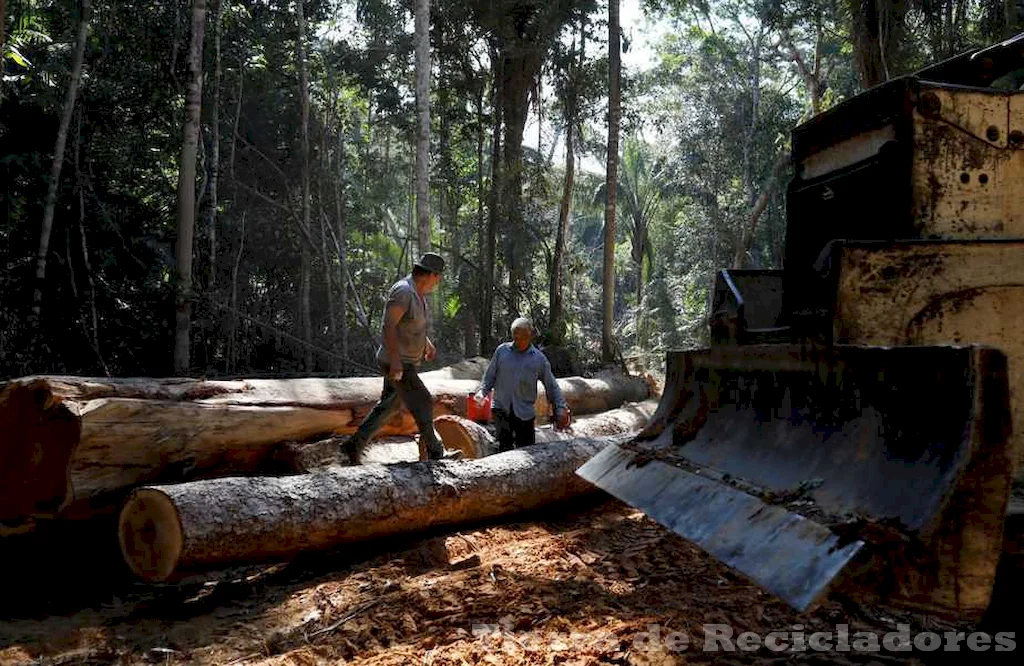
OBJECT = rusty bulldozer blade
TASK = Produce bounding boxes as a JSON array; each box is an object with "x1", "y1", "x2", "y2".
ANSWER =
[{"x1": 577, "y1": 344, "x2": 1014, "y2": 620}]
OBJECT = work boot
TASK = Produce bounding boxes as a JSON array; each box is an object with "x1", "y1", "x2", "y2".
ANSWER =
[
  {"x1": 341, "y1": 436, "x2": 364, "y2": 465},
  {"x1": 427, "y1": 447, "x2": 463, "y2": 461}
]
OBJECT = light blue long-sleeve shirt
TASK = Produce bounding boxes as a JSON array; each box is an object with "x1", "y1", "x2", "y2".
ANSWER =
[{"x1": 478, "y1": 343, "x2": 568, "y2": 421}]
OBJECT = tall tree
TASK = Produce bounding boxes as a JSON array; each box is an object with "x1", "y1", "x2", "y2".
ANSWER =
[
  {"x1": 602, "y1": 0, "x2": 620, "y2": 362},
  {"x1": 296, "y1": 0, "x2": 313, "y2": 371},
  {"x1": 550, "y1": 19, "x2": 584, "y2": 347},
  {"x1": 174, "y1": 0, "x2": 206, "y2": 374},
  {"x1": 31, "y1": 0, "x2": 91, "y2": 323},
  {"x1": 207, "y1": 0, "x2": 223, "y2": 291},
  {"x1": 481, "y1": 46, "x2": 502, "y2": 355},
  {"x1": 415, "y1": 0, "x2": 431, "y2": 261},
  {"x1": 847, "y1": 0, "x2": 904, "y2": 88},
  {"x1": 0, "y1": 0, "x2": 7, "y2": 60}
]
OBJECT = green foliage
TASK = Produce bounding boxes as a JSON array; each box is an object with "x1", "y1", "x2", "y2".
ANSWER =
[{"x1": 0, "y1": 0, "x2": 1014, "y2": 379}]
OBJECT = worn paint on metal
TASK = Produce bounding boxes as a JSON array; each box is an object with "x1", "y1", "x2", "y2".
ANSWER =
[
  {"x1": 835, "y1": 240, "x2": 1024, "y2": 480},
  {"x1": 577, "y1": 344, "x2": 1014, "y2": 621},
  {"x1": 576, "y1": 442, "x2": 865, "y2": 612},
  {"x1": 912, "y1": 85, "x2": 1024, "y2": 237}
]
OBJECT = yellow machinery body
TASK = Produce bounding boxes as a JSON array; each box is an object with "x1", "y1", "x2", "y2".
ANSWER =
[{"x1": 578, "y1": 33, "x2": 1024, "y2": 623}]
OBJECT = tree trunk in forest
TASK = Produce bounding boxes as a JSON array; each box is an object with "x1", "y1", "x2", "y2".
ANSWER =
[
  {"x1": 433, "y1": 399, "x2": 657, "y2": 459},
  {"x1": 481, "y1": 48, "x2": 502, "y2": 355},
  {"x1": 229, "y1": 64, "x2": 243, "y2": 183},
  {"x1": 0, "y1": 0, "x2": 7, "y2": 69},
  {"x1": 602, "y1": 0, "x2": 621, "y2": 363},
  {"x1": 207, "y1": 0, "x2": 222, "y2": 292},
  {"x1": 335, "y1": 117, "x2": 349, "y2": 367},
  {"x1": 174, "y1": 0, "x2": 206, "y2": 374},
  {"x1": 414, "y1": 0, "x2": 431, "y2": 261},
  {"x1": 550, "y1": 26, "x2": 582, "y2": 348},
  {"x1": 32, "y1": 0, "x2": 91, "y2": 324},
  {"x1": 847, "y1": 0, "x2": 904, "y2": 89},
  {"x1": 1008, "y1": 0, "x2": 1024, "y2": 37},
  {"x1": 0, "y1": 368, "x2": 649, "y2": 524},
  {"x1": 229, "y1": 212, "x2": 245, "y2": 372},
  {"x1": 474, "y1": 88, "x2": 485, "y2": 355},
  {"x1": 118, "y1": 433, "x2": 631, "y2": 581},
  {"x1": 296, "y1": 0, "x2": 313, "y2": 371},
  {"x1": 500, "y1": 50, "x2": 538, "y2": 318},
  {"x1": 732, "y1": 153, "x2": 790, "y2": 269}
]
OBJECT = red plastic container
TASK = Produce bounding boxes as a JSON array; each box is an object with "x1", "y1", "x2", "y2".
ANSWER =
[{"x1": 467, "y1": 390, "x2": 493, "y2": 422}]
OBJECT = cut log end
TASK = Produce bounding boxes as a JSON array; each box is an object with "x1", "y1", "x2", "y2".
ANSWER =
[
  {"x1": 118, "y1": 489, "x2": 184, "y2": 582},
  {"x1": 433, "y1": 415, "x2": 490, "y2": 459}
]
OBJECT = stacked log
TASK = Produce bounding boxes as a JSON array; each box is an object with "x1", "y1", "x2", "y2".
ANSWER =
[
  {"x1": 0, "y1": 369, "x2": 652, "y2": 524},
  {"x1": 118, "y1": 433, "x2": 633, "y2": 582},
  {"x1": 433, "y1": 400, "x2": 659, "y2": 459},
  {"x1": 269, "y1": 400, "x2": 659, "y2": 470}
]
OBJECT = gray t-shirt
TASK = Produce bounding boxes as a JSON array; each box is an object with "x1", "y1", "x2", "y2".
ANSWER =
[{"x1": 375, "y1": 276, "x2": 428, "y2": 366}]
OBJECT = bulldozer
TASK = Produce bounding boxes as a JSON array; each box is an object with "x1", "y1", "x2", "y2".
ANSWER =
[{"x1": 578, "y1": 32, "x2": 1024, "y2": 623}]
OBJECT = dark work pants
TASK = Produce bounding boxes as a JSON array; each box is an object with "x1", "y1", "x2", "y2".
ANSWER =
[
  {"x1": 493, "y1": 408, "x2": 535, "y2": 452},
  {"x1": 346, "y1": 363, "x2": 443, "y2": 458}
]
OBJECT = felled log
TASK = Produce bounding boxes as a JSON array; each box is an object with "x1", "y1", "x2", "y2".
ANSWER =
[
  {"x1": 0, "y1": 370, "x2": 652, "y2": 524},
  {"x1": 418, "y1": 356, "x2": 490, "y2": 380},
  {"x1": 433, "y1": 400, "x2": 659, "y2": 459},
  {"x1": 118, "y1": 434, "x2": 630, "y2": 582}
]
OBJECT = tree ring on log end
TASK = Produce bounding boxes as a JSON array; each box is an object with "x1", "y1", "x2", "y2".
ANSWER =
[{"x1": 118, "y1": 489, "x2": 183, "y2": 582}]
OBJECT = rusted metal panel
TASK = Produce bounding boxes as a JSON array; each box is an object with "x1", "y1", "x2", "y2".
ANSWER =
[
  {"x1": 835, "y1": 240, "x2": 1024, "y2": 480},
  {"x1": 911, "y1": 84, "x2": 1024, "y2": 237},
  {"x1": 577, "y1": 344, "x2": 1014, "y2": 620}
]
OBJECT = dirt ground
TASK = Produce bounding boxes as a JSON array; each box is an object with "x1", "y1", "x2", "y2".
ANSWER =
[{"x1": 0, "y1": 497, "x2": 1019, "y2": 666}]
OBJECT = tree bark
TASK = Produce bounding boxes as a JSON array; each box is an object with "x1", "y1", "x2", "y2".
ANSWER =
[
  {"x1": 295, "y1": 0, "x2": 313, "y2": 371},
  {"x1": 434, "y1": 399, "x2": 657, "y2": 459},
  {"x1": 1007, "y1": 0, "x2": 1024, "y2": 38},
  {"x1": 414, "y1": 0, "x2": 431, "y2": 261},
  {"x1": 118, "y1": 434, "x2": 632, "y2": 581},
  {"x1": 174, "y1": 0, "x2": 206, "y2": 374},
  {"x1": 0, "y1": 0, "x2": 7, "y2": 65},
  {"x1": 228, "y1": 212, "x2": 245, "y2": 372},
  {"x1": 0, "y1": 368, "x2": 648, "y2": 524},
  {"x1": 32, "y1": 0, "x2": 91, "y2": 323},
  {"x1": 481, "y1": 48, "x2": 502, "y2": 355},
  {"x1": 335, "y1": 112, "x2": 349, "y2": 367},
  {"x1": 550, "y1": 26, "x2": 581, "y2": 348},
  {"x1": 732, "y1": 153, "x2": 790, "y2": 269},
  {"x1": 207, "y1": 0, "x2": 222, "y2": 291},
  {"x1": 602, "y1": 0, "x2": 621, "y2": 362}
]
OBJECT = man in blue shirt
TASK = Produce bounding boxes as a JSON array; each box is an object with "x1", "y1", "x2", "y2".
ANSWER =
[{"x1": 474, "y1": 317, "x2": 571, "y2": 452}]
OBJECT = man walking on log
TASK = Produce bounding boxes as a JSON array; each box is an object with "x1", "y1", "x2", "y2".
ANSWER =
[
  {"x1": 344, "y1": 253, "x2": 458, "y2": 464},
  {"x1": 474, "y1": 317, "x2": 571, "y2": 453}
]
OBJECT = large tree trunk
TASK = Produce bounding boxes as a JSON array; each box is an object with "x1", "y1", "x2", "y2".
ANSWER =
[
  {"x1": 272, "y1": 397, "x2": 656, "y2": 470},
  {"x1": 500, "y1": 49, "x2": 538, "y2": 317},
  {"x1": 414, "y1": 0, "x2": 431, "y2": 260},
  {"x1": 174, "y1": 0, "x2": 206, "y2": 374},
  {"x1": 602, "y1": 0, "x2": 620, "y2": 362},
  {"x1": 0, "y1": 368, "x2": 650, "y2": 524},
  {"x1": 434, "y1": 399, "x2": 656, "y2": 459},
  {"x1": 32, "y1": 0, "x2": 91, "y2": 324},
  {"x1": 847, "y1": 0, "x2": 904, "y2": 89},
  {"x1": 118, "y1": 434, "x2": 630, "y2": 582},
  {"x1": 296, "y1": 0, "x2": 313, "y2": 371}
]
